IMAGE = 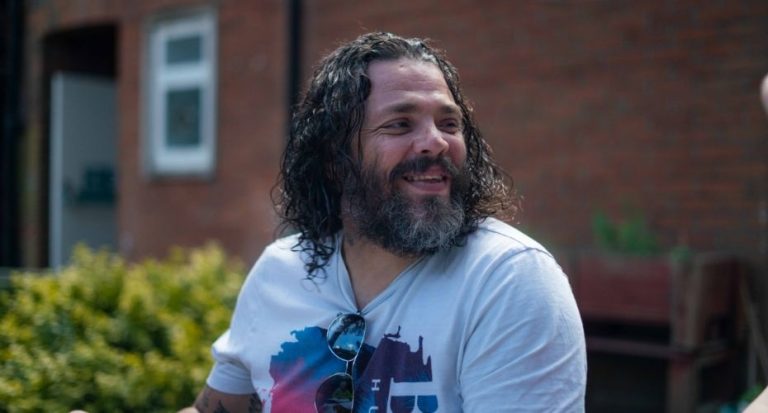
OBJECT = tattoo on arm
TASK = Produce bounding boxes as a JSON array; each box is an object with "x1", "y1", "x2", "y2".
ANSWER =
[
  {"x1": 194, "y1": 387, "x2": 211, "y2": 411},
  {"x1": 213, "y1": 401, "x2": 230, "y2": 413},
  {"x1": 192, "y1": 387, "x2": 261, "y2": 413}
]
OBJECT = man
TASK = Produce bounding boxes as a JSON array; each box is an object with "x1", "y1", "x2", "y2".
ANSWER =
[{"x1": 191, "y1": 32, "x2": 586, "y2": 412}]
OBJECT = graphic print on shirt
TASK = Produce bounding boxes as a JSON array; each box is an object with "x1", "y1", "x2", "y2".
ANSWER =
[{"x1": 269, "y1": 326, "x2": 438, "y2": 412}]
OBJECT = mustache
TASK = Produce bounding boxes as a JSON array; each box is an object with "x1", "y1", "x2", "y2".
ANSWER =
[{"x1": 388, "y1": 156, "x2": 460, "y2": 183}]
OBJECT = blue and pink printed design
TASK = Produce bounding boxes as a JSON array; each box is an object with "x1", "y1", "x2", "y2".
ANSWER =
[{"x1": 269, "y1": 326, "x2": 438, "y2": 412}]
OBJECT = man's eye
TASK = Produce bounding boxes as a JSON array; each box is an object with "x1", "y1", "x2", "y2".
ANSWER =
[
  {"x1": 382, "y1": 121, "x2": 410, "y2": 131},
  {"x1": 440, "y1": 119, "x2": 462, "y2": 132}
]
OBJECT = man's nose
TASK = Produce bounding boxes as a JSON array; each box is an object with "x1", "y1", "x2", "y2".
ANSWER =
[{"x1": 413, "y1": 123, "x2": 449, "y2": 155}]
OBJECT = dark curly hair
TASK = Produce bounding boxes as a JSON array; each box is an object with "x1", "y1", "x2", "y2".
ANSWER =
[{"x1": 274, "y1": 32, "x2": 518, "y2": 280}]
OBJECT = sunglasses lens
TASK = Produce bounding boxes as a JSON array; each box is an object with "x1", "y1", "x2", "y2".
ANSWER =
[
  {"x1": 317, "y1": 313, "x2": 364, "y2": 412},
  {"x1": 326, "y1": 313, "x2": 366, "y2": 361},
  {"x1": 315, "y1": 372, "x2": 353, "y2": 413}
]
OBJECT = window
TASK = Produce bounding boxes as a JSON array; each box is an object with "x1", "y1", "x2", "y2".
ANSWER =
[{"x1": 145, "y1": 10, "x2": 216, "y2": 176}]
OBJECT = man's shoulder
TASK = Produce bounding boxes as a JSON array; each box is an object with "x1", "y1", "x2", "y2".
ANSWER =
[
  {"x1": 244, "y1": 233, "x2": 314, "y2": 285},
  {"x1": 256, "y1": 232, "x2": 336, "y2": 270},
  {"x1": 261, "y1": 232, "x2": 302, "y2": 258},
  {"x1": 442, "y1": 218, "x2": 569, "y2": 298},
  {"x1": 468, "y1": 217, "x2": 550, "y2": 255},
  {"x1": 434, "y1": 217, "x2": 558, "y2": 279},
  {"x1": 250, "y1": 232, "x2": 314, "y2": 274}
]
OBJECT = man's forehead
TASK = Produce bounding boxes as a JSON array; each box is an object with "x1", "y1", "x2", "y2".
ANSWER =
[
  {"x1": 365, "y1": 58, "x2": 458, "y2": 109},
  {"x1": 366, "y1": 57, "x2": 444, "y2": 81}
]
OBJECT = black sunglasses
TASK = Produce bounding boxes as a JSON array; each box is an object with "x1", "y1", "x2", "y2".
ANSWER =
[{"x1": 315, "y1": 313, "x2": 366, "y2": 413}]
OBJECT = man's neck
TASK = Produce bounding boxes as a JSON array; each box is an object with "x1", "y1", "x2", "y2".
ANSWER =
[{"x1": 341, "y1": 230, "x2": 418, "y2": 309}]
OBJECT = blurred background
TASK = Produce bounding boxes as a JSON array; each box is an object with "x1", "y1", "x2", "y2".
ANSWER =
[{"x1": 1, "y1": 0, "x2": 767, "y2": 411}]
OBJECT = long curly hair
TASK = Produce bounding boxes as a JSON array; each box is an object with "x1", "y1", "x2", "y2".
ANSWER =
[{"x1": 274, "y1": 32, "x2": 518, "y2": 279}]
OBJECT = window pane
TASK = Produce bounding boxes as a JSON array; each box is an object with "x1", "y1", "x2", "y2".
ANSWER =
[
  {"x1": 165, "y1": 88, "x2": 201, "y2": 148},
  {"x1": 166, "y1": 35, "x2": 202, "y2": 64}
]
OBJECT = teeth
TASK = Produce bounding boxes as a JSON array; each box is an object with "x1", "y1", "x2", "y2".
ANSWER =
[{"x1": 405, "y1": 175, "x2": 444, "y2": 182}]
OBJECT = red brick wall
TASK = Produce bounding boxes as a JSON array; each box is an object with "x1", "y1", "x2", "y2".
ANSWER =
[
  {"x1": 303, "y1": 1, "x2": 768, "y2": 265},
  {"x1": 25, "y1": 0, "x2": 287, "y2": 264},
  {"x1": 24, "y1": 1, "x2": 768, "y2": 274}
]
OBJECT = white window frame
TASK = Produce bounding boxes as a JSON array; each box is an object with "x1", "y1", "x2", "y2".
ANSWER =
[{"x1": 144, "y1": 9, "x2": 217, "y2": 176}]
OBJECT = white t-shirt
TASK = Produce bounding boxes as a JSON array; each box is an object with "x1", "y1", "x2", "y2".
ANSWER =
[{"x1": 207, "y1": 218, "x2": 586, "y2": 412}]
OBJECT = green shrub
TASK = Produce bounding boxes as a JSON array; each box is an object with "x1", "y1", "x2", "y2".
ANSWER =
[{"x1": 0, "y1": 244, "x2": 245, "y2": 413}]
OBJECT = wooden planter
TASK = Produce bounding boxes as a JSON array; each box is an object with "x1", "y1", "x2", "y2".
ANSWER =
[{"x1": 567, "y1": 252, "x2": 745, "y2": 412}]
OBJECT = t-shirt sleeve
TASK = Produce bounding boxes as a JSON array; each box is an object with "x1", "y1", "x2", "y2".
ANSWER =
[
  {"x1": 460, "y1": 249, "x2": 587, "y2": 412},
  {"x1": 205, "y1": 258, "x2": 266, "y2": 395},
  {"x1": 206, "y1": 330, "x2": 256, "y2": 394}
]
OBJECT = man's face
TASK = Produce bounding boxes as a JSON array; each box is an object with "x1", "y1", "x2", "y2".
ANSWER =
[
  {"x1": 360, "y1": 58, "x2": 467, "y2": 207},
  {"x1": 343, "y1": 58, "x2": 470, "y2": 256}
]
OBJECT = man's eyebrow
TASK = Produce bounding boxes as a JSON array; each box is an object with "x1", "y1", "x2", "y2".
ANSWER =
[
  {"x1": 381, "y1": 102, "x2": 417, "y2": 114},
  {"x1": 439, "y1": 104, "x2": 462, "y2": 115}
]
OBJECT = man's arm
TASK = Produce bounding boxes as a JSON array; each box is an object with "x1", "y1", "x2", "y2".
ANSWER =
[{"x1": 183, "y1": 385, "x2": 262, "y2": 413}]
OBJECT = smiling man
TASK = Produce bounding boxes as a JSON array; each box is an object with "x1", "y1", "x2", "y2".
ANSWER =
[{"x1": 190, "y1": 32, "x2": 586, "y2": 412}]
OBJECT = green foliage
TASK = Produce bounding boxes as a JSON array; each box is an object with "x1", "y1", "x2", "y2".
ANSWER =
[
  {"x1": 592, "y1": 211, "x2": 661, "y2": 255},
  {"x1": 742, "y1": 384, "x2": 766, "y2": 403},
  {"x1": 0, "y1": 244, "x2": 244, "y2": 413}
]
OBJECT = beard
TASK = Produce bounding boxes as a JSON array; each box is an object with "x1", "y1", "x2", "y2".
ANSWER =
[{"x1": 344, "y1": 155, "x2": 470, "y2": 257}]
